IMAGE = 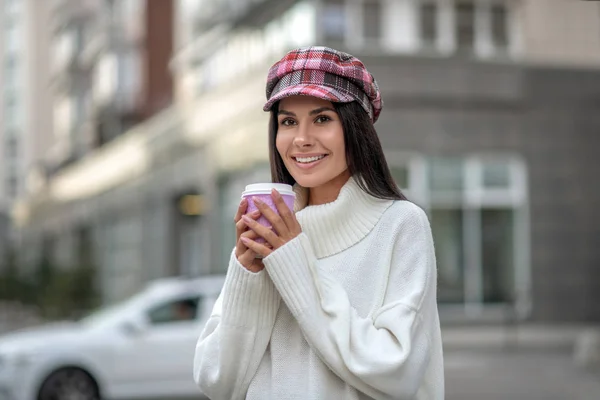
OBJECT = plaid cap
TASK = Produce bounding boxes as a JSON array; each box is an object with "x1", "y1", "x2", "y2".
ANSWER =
[{"x1": 263, "y1": 46, "x2": 383, "y2": 122}]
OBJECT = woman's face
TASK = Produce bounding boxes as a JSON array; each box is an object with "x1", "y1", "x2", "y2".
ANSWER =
[{"x1": 276, "y1": 96, "x2": 348, "y2": 189}]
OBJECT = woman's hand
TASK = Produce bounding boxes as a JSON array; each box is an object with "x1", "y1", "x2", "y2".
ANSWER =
[
  {"x1": 241, "y1": 189, "x2": 302, "y2": 258},
  {"x1": 234, "y1": 198, "x2": 265, "y2": 273}
]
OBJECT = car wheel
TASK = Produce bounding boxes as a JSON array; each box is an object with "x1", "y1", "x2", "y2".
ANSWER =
[{"x1": 38, "y1": 367, "x2": 100, "y2": 400}]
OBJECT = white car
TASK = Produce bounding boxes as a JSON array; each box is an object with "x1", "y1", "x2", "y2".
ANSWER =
[{"x1": 0, "y1": 275, "x2": 225, "y2": 400}]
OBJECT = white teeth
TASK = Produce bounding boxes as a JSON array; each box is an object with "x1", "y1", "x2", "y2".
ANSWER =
[{"x1": 295, "y1": 155, "x2": 325, "y2": 163}]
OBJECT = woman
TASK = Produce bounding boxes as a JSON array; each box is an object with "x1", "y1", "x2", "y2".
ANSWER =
[{"x1": 194, "y1": 46, "x2": 444, "y2": 399}]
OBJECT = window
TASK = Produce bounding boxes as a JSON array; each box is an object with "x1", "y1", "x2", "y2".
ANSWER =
[
  {"x1": 100, "y1": 217, "x2": 145, "y2": 303},
  {"x1": 119, "y1": 50, "x2": 142, "y2": 100},
  {"x1": 4, "y1": 90, "x2": 17, "y2": 107},
  {"x1": 76, "y1": 226, "x2": 93, "y2": 267},
  {"x1": 217, "y1": 176, "x2": 238, "y2": 273},
  {"x1": 4, "y1": 0, "x2": 19, "y2": 15},
  {"x1": 7, "y1": 175, "x2": 18, "y2": 198},
  {"x1": 482, "y1": 160, "x2": 510, "y2": 188},
  {"x1": 455, "y1": 1, "x2": 475, "y2": 52},
  {"x1": 195, "y1": 2, "x2": 317, "y2": 95},
  {"x1": 491, "y1": 3, "x2": 508, "y2": 49},
  {"x1": 413, "y1": 0, "x2": 514, "y2": 57},
  {"x1": 387, "y1": 153, "x2": 528, "y2": 313},
  {"x1": 386, "y1": 153, "x2": 428, "y2": 204},
  {"x1": 5, "y1": 24, "x2": 20, "y2": 54},
  {"x1": 94, "y1": 54, "x2": 118, "y2": 105},
  {"x1": 4, "y1": 54, "x2": 16, "y2": 70},
  {"x1": 4, "y1": 92, "x2": 18, "y2": 128},
  {"x1": 481, "y1": 208, "x2": 514, "y2": 302},
  {"x1": 3, "y1": 58, "x2": 17, "y2": 92},
  {"x1": 74, "y1": 24, "x2": 86, "y2": 53},
  {"x1": 430, "y1": 158, "x2": 463, "y2": 192},
  {"x1": 429, "y1": 157, "x2": 463, "y2": 205},
  {"x1": 420, "y1": 1, "x2": 438, "y2": 46},
  {"x1": 322, "y1": 0, "x2": 346, "y2": 41},
  {"x1": 429, "y1": 155, "x2": 527, "y2": 307},
  {"x1": 5, "y1": 136, "x2": 18, "y2": 158},
  {"x1": 147, "y1": 296, "x2": 202, "y2": 325},
  {"x1": 72, "y1": 91, "x2": 88, "y2": 128},
  {"x1": 431, "y1": 208, "x2": 465, "y2": 303},
  {"x1": 53, "y1": 30, "x2": 74, "y2": 72},
  {"x1": 362, "y1": 0, "x2": 382, "y2": 41}
]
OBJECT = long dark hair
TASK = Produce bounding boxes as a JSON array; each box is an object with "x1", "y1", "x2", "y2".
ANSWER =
[{"x1": 268, "y1": 101, "x2": 407, "y2": 201}]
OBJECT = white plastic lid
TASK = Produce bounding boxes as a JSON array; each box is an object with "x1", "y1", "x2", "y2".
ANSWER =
[{"x1": 241, "y1": 183, "x2": 295, "y2": 198}]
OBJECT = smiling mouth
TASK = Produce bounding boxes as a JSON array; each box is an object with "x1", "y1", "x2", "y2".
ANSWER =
[{"x1": 293, "y1": 155, "x2": 327, "y2": 164}]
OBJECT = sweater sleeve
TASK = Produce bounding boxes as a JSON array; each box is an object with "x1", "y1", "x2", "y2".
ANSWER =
[
  {"x1": 193, "y1": 250, "x2": 281, "y2": 400},
  {"x1": 263, "y1": 207, "x2": 441, "y2": 400}
]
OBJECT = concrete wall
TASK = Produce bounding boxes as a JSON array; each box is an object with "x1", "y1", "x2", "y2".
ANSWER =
[
  {"x1": 521, "y1": 0, "x2": 600, "y2": 68},
  {"x1": 356, "y1": 54, "x2": 600, "y2": 322},
  {"x1": 522, "y1": 67, "x2": 600, "y2": 321}
]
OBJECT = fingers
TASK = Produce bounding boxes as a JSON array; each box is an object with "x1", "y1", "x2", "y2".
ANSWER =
[
  {"x1": 236, "y1": 231, "x2": 262, "y2": 269},
  {"x1": 246, "y1": 255, "x2": 266, "y2": 273},
  {"x1": 248, "y1": 258, "x2": 266, "y2": 272},
  {"x1": 234, "y1": 198, "x2": 248, "y2": 224},
  {"x1": 270, "y1": 189, "x2": 299, "y2": 234},
  {"x1": 236, "y1": 209, "x2": 260, "y2": 242},
  {"x1": 235, "y1": 228, "x2": 259, "y2": 258},
  {"x1": 238, "y1": 247, "x2": 261, "y2": 270},
  {"x1": 241, "y1": 236, "x2": 272, "y2": 259},
  {"x1": 242, "y1": 214, "x2": 281, "y2": 249},
  {"x1": 237, "y1": 233, "x2": 271, "y2": 270},
  {"x1": 251, "y1": 197, "x2": 288, "y2": 238}
]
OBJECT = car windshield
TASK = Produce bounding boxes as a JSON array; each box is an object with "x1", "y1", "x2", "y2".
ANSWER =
[{"x1": 79, "y1": 291, "x2": 148, "y2": 327}]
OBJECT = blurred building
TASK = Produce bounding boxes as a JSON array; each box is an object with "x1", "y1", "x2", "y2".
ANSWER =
[
  {"x1": 0, "y1": 0, "x2": 53, "y2": 265},
  {"x1": 12, "y1": 0, "x2": 600, "y2": 323},
  {"x1": 14, "y1": 0, "x2": 178, "y2": 300},
  {"x1": 48, "y1": 0, "x2": 174, "y2": 166}
]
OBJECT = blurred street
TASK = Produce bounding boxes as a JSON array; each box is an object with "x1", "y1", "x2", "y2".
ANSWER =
[
  {"x1": 3, "y1": 305, "x2": 600, "y2": 400},
  {"x1": 445, "y1": 350, "x2": 600, "y2": 400},
  {"x1": 1, "y1": 0, "x2": 600, "y2": 399}
]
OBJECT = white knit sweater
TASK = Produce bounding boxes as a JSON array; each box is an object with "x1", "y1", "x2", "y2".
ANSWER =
[{"x1": 194, "y1": 177, "x2": 444, "y2": 399}]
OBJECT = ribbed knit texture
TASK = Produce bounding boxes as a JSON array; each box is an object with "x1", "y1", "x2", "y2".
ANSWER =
[
  {"x1": 292, "y1": 177, "x2": 393, "y2": 258},
  {"x1": 220, "y1": 250, "x2": 280, "y2": 328},
  {"x1": 194, "y1": 178, "x2": 444, "y2": 400},
  {"x1": 193, "y1": 252, "x2": 281, "y2": 400}
]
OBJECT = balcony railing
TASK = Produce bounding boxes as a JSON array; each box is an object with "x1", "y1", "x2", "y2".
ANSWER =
[
  {"x1": 194, "y1": 0, "x2": 297, "y2": 33},
  {"x1": 51, "y1": 0, "x2": 100, "y2": 23}
]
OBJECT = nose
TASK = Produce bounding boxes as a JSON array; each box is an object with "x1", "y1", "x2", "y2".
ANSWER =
[{"x1": 292, "y1": 124, "x2": 314, "y2": 148}]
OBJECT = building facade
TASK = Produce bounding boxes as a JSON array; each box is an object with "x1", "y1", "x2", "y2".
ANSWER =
[
  {"x1": 14, "y1": 0, "x2": 600, "y2": 322},
  {"x1": 0, "y1": 0, "x2": 53, "y2": 267},
  {"x1": 14, "y1": 0, "x2": 180, "y2": 300}
]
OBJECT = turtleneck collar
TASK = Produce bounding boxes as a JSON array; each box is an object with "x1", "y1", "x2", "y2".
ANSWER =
[{"x1": 292, "y1": 177, "x2": 394, "y2": 259}]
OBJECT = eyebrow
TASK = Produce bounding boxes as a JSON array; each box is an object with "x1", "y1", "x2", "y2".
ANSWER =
[{"x1": 278, "y1": 107, "x2": 337, "y2": 117}]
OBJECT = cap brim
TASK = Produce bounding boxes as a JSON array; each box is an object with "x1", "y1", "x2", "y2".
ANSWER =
[{"x1": 263, "y1": 84, "x2": 355, "y2": 112}]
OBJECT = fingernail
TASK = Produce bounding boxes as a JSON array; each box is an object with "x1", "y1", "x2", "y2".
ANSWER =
[
  {"x1": 272, "y1": 189, "x2": 281, "y2": 198},
  {"x1": 240, "y1": 236, "x2": 250, "y2": 243},
  {"x1": 251, "y1": 210, "x2": 260, "y2": 216},
  {"x1": 242, "y1": 215, "x2": 251, "y2": 223},
  {"x1": 253, "y1": 197, "x2": 264, "y2": 205},
  {"x1": 241, "y1": 198, "x2": 247, "y2": 205}
]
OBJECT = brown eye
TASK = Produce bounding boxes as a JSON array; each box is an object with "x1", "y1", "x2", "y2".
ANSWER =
[
  {"x1": 279, "y1": 118, "x2": 296, "y2": 126},
  {"x1": 315, "y1": 115, "x2": 332, "y2": 124}
]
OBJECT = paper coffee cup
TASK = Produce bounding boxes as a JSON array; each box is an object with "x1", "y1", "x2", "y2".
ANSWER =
[{"x1": 241, "y1": 183, "x2": 295, "y2": 244}]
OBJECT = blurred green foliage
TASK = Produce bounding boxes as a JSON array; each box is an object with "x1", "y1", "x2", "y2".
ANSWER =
[{"x1": 0, "y1": 248, "x2": 100, "y2": 320}]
